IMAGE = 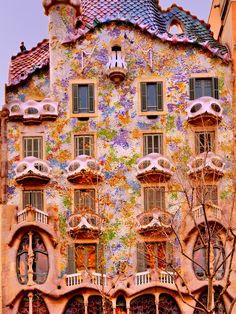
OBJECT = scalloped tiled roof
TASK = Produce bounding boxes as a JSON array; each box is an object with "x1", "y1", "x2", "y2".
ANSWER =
[
  {"x1": 8, "y1": 1, "x2": 230, "y2": 86},
  {"x1": 8, "y1": 39, "x2": 49, "y2": 87}
]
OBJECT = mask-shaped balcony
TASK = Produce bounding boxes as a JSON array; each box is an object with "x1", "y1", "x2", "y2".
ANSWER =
[
  {"x1": 67, "y1": 212, "x2": 102, "y2": 239},
  {"x1": 4, "y1": 98, "x2": 58, "y2": 124},
  {"x1": 186, "y1": 97, "x2": 223, "y2": 126},
  {"x1": 15, "y1": 157, "x2": 51, "y2": 185},
  {"x1": 106, "y1": 49, "x2": 127, "y2": 83},
  {"x1": 187, "y1": 152, "x2": 224, "y2": 180},
  {"x1": 136, "y1": 153, "x2": 174, "y2": 183},
  {"x1": 137, "y1": 209, "x2": 173, "y2": 237},
  {"x1": 66, "y1": 155, "x2": 102, "y2": 184}
]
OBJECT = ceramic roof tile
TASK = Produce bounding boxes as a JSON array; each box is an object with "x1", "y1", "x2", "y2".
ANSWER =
[
  {"x1": 8, "y1": 1, "x2": 230, "y2": 86},
  {"x1": 8, "y1": 39, "x2": 49, "y2": 87}
]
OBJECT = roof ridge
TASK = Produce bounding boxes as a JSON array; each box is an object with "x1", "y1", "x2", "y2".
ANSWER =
[{"x1": 11, "y1": 38, "x2": 49, "y2": 60}]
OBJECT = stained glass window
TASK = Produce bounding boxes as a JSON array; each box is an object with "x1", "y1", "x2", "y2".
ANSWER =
[
  {"x1": 64, "y1": 295, "x2": 85, "y2": 314},
  {"x1": 17, "y1": 232, "x2": 49, "y2": 285},
  {"x1": 194, "y1": 288, "x2": 226, "y2": 314},
  {"x1": 18, "y1": 292, "x2": 49, "y2": 314},
  {"x1": 130, "y1": 294, "x2": 156, "y2": 314},
  {"x1": 159, "y1": 294, "x2": 181, "y2": 314}
]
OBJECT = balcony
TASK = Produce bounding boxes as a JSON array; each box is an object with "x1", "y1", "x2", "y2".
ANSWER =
[
  {"x1": 15, "y1": 157, "x2": 51, "y2": 185},
  {"x1": 187, "y1": 152, "x2": 225, "y2": 180},
  {"x1": 136, "y1": 153, "x2": 174, "y2": 183},
  {"x1": 67, "y1": 212, "x2": 102, "y2": 239},
  {"x1": 135, "y1": 270, "x2": 174, "y2": 286},
  {"x1": 106, "y1": 50, "x2": 127, "y2": 83},
  {"x1": 4, "y1": 98, "x2": 58, "y2": 124},
  {"x1": 66, "y1": 155, "x2": 102, "y2": 184},
  {"x1": 186, "y1": 96, "x2": 223, "y2": 126},
  {"x1": 137, "y1": 209, "x2": 173, "y2": 237},
  {"x1": 17, "y1": 206, "x2": 48, "y2": 225},
  {"x1": 66, "y1": 271, "x2": 107, "y2": 288}
]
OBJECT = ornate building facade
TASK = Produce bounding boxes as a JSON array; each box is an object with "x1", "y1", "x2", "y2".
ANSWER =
[{"x1": 1, "y1": 0, "x2": 236, "y2": 313}]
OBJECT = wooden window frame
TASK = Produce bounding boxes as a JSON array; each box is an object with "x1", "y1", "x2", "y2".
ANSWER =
[
  {"x1": 74, "y1": 134, "x2": 94, "y2": 157},
  {"x1": 143, "y1": 133, "x2": 163, "y2": 156},
  {"x1": 137, "y1": 77, "x2": 166, "y2": 116},
  {"x1": 144, "y1": 186, "x2": 165, "y2": 212},
  {"x1": 23, "y1": 136, "x2": 43, "y2": 159},
  {"x1": 195, "y1": 185, "x2": 218, "y2": 206},
  {"x1": 74, "y1": 188, "x2": 96, "y2": 213},
  {"x1": 70, "y1": 79, "x2": 97, "y2": 118},
  {"x1": 195, "y1": 130, "x2": 215, "y2": 154},
  {"x1": 23, "y1": 190, "x2": 44, "y2": 211},
  {"x1": 189, "y1": 77, "x2": 219, "y2": 100}
]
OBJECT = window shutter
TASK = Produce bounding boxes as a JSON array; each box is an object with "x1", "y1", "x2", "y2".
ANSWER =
[
  {"x1": 96, "y1": 244, "x2": 105, "y2": 274},
  {"x1": 137, "y1": 242, "x2": 146, "y2": 272},
  {"x1": 212, "y1": 77, "x2": 219, "y2": 99},
  {"x1": 68, "y1": 245, "x2": 76, "y2": 274},
  {"x1": 189, "y1": 78, "x2": 195, "y2": 100},
  {"x1": 141, "y1": 83, "x2": 147, "y2": 111},
  {"x1": 166, "y1": 242, "x2": 174, "y2": 265},
  {"x1": 88, "y1": 84, "x2": 95, "y2": 113},
  {"x1": 72, "y1": 84, "x2": 79, "y2": 113},
  {"x1": 23, "y1": 191, "x2": 30, "y2": 208},
  {"x1": 157, "y1": 82, "x2": 163, "y2": 110}
]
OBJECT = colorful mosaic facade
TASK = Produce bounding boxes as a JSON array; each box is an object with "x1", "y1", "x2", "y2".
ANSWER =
[{"x1": 1, "y1": 1, "x2": 236, "y2": 313}]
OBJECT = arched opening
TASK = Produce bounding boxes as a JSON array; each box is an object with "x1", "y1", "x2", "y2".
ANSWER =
[
  {"x1": 64, "y1": 295, "x2": 85, "y2": 313},
  {"x1": 159, "y1": 294, "x2": 181, "y2": 314},
  {"x1": 193, "y1": 227, "x2": 225, "y2": 280},
  {"x1": 18, "y1": 292, "x2": 49, "y2": 314},
  {"x1": 168, "y1": 19, "x2": 184, "y2": 35},
  {"x1": 17, "y1": 231, "x2": 49, "y2": 285},
  {"x1": 130, "y1": 294, "x2": 156, "y2": 314},
  {"x1": 116, "y1": 295, "x2": 126, "y2": 313},
  {"x1": 193, "y1": 287, "x2": 226, "y2": 314}
]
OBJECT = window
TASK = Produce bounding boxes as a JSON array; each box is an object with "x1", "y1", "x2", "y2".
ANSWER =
[
  {"x1": 141, "y1": 82, "x2": 163, "y2": 112},
  {"x1": 196, "y1": 185, "x2": 218, "y2": 205},
  {"x1": 72, "y1": 84, "x2": 95, "y2": 114},
  {"x1": 18, "y1": 292, "x2": 49, "y2": 314},
  {"x1": 195, "y1": 131, "x2": 215, "y2": 154},
  {"x1": 17, "y1": 232, "x2": 49, "y2": 285},
  {"x1": 23, "y1": 190, "x2": 43, "y2": 210},
  {"x1": 144, "y1": 187, "x2": 165, "y2": 211},
  {"x1": 190, "y1": 77, "x2": 219, "y2": 100},
  {"x1": 23, "y1": 136, "x2": 42, "y2": 158},
  {"x1": 193, "y1": 229, "x2": 225, "y2": 280},
  {"x1": 74, "y1": 189, "x2": 95, "y2": 212},
  {"x1": 64, "y1": 296, "x2": 85, "y2": 314},
  {"x1": 143, "y1": 133, "x2": 163, "y2": 155},
  {"x1": 137, "y1": 242, "x2": 173, "y2": 272},
  {"x1": 75, "y1": 135, "x2": 94, "y2": 156}
]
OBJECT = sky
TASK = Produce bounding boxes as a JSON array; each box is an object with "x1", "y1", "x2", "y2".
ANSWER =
[{"x1": 0, "y1": 0, "x2": 212, "y2": 107}]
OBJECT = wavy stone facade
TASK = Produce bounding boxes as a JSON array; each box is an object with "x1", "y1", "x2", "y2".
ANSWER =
[{"x1": 1, "y1": 0, "x2": 236, "y2": 313}]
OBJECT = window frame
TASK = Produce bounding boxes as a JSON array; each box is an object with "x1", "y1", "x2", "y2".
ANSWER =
[
  {"x1": 22, "y1": 136, "x2": 43, "y2": 159},
  {"x1": 143, "y1": 186, "x2": 166, "y2": 212},
  {"x1": 74, "y1": 134, "x2": 95, "y2": 157},
  {"x1": 195, "y1": 130, "x2": 216, "y2": 154},
  {"x1": 70, "y1": 79, "x2": 97, "y2": 118},
  {"x1": 189, "y1": 76, "x2": 219, "y2": 100},
  {"x1": 74, "y1": 188, "x2": 96, "y2": 213},
  {"x1": 143, "y1": 133, "x2": 164, "y2": 156},
  {"x1": 195, "y1": 185, "x2": 218, "y2": 206},
  {"x1": 138, "y1": 77, "x2": 166, "y2": 116},
  {"x1": 22, "y1": 190, "x2": 44, "y2": 211}
]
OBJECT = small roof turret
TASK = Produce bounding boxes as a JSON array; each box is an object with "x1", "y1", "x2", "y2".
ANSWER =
[{"x1": 42, "y1": 0, "x2": 81, "y2": 16}]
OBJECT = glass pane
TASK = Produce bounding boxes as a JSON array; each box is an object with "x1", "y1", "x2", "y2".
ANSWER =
[
  {"x1": 87, "y1": 245, "x2": 96, "y2": 270},
  {"x1": 130, "y1": 295, "x2": 156, "y2": 314},
  {"x1": 193, "y1": 249, "x2": 206, "y2": 279},
  {"x1": 147, "y1": 83, "x2": 157, "y2": 110},
  {"x1": 76, "y1": 246, "x2": 85, "y2": 271},
  {"x1": 78, "y1": 85, "x2": 88, "y2": 113},
  {"x1": 17, "y1": 253, "x2": 28, "y2": 284},
  {"x1": 34, "y1": 252, "x2": 49, "y2": 284},
  {"x1": 64, "y1": 296, "x2": 85, "y2": 314},
  {"x1": 159, "y1": 294, "x2": 181, "y2": 314},
  {"x1": 204, "y1": 79, "x2": 212, "y2": 97}
]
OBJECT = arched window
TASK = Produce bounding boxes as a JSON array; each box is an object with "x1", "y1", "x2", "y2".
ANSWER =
[
  {"x1": 193, "y1": 229, "x2": 225, "y2": 280},
  {"x1": 17, "y1": 231, "x2": 49, "y2": 285},
  {"x1": 159, "y1": 294, "x2": 181, "y2": 314},
  {"x1": 64, "y1": 295, "x2": 85, "y2": 314},
  {"x1": 194, "y1": 288, "x2": 226, "y2": 314},
  {"x1": 130, "y1": 294, "x2": 156, "y2": 314},
  {"x1": 168, "y1": 19, "x2": 184, "y2": 35},
  {"x1": 18, "y1": 292, "x2": 49, "y2": 314},
  {"x1": 88, "y1": 296, "x2": 112, "y2": 314}
]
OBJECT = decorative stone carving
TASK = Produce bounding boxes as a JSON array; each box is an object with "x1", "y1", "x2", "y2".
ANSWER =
[{"x1": 42, "y1": 0, "x2": 81, "y2": 16}]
